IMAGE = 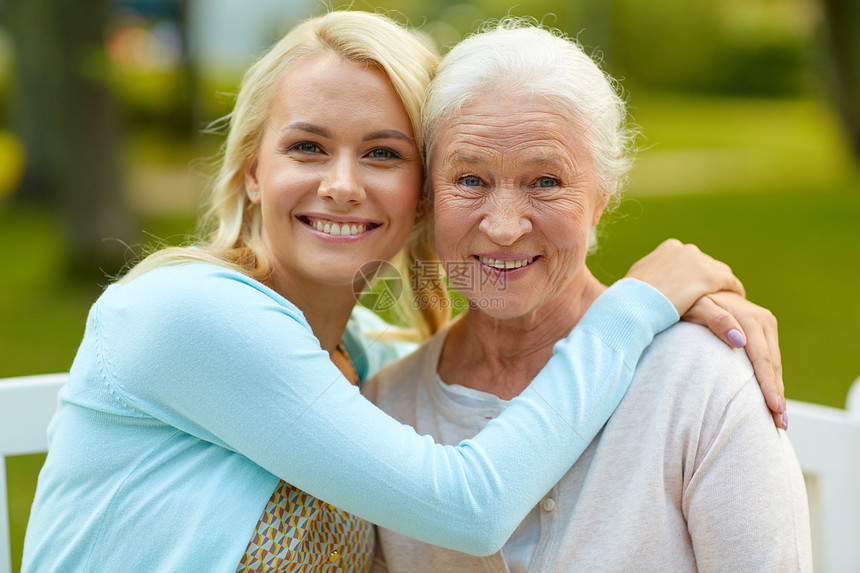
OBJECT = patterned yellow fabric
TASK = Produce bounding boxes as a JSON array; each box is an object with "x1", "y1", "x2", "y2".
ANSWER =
[
  {"x1": 237, "y1": 344, "x2": 373, "y2": 572},
  {"x1": 236, "y1": 481, "x2": 375, "y2": 572}
]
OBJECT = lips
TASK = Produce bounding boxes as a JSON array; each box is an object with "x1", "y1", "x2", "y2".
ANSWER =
[
  {"x1": 299, "y1": 215, "x2": 380, "y2": 237},
  {"x1": 476, "y1": 255, "x2": 538, "y2": 270}
]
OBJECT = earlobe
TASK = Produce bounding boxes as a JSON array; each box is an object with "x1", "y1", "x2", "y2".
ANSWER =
[
  {"x1": 592, "y1": 192, "x2": 611, "y2": 227},
  {"x1": 244, "y1": 160, "x2": 261, "y2": 204},
  {"x1": 415, "y1": 197, "x2": 429, "y2": 219}
]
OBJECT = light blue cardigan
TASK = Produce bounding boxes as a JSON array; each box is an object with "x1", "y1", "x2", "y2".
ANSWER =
[{"x1": 22, "y1": 263, "x2": 676, "y2": 571}]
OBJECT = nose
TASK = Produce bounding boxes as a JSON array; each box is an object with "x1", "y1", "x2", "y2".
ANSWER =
[
  {"x1": 318, "y1": 155, "x2": 365, "y2": 205},
  {"x1": 477, "y1": 189, "x2": 532, "y2": 245}
]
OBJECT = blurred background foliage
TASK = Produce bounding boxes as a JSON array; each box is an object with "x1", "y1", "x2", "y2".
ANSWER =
[
  {"x1": 0, "y1": 0, "x2": 857, "y2": 394},
  {"x1": 0, "y1": 0, "x2": 857, "y2": 398},
  {"x1": 0, "y1": 0, "x2": 858, "y2": 568}
]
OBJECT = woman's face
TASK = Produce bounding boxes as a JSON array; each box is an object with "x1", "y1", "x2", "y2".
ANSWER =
[
  {"x1": 245, "y1": 52, "x2": 422, "y2": 291},
  {"x1": 431, "y1": 91, "x2": 609, "y2": 320}
]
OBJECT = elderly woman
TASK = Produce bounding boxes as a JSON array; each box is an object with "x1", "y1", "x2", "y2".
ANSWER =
[{"x1": 365, "y1": 21, "x2": 811, "y2": 572}]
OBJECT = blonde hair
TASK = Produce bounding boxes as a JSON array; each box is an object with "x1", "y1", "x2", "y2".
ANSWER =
[{"x1": 123, "y1": 11, "x2": 448, "y2": 338}]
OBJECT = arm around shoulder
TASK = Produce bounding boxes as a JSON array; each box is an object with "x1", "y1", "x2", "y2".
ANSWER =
[{"x1": 95, "y1": 265, "x2": 689, "y2": 556}]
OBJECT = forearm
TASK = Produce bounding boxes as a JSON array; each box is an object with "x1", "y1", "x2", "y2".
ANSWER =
[
  {"x1": 110, "y1": 267, "x2": 677, "y2": 555},
  {"x1": 254, "y1": 279, "x2": 677, "y2": 554}
]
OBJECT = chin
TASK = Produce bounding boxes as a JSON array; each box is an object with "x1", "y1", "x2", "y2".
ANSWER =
[
  {"x1": 462, "y1": 292, "x2": 538, "y2": 321},
  {"x1": 304, "y1": 261, "x2": 367, "y2": 289}
]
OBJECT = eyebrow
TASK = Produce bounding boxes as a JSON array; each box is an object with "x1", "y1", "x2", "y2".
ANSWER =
[
  {"x1": 522, "y1": 155, "x2": 567, "y2": 169},
  {"x1": 443, "y1": 152, "x2": 567, "y2": 170},
  {"x1": 280, "y1": 123, "x2": 412, "y2": 143},
  {"x1": 443, "y1": 152, "x2": 482, "y2": 167},
  {"x1": 363, "y1": 130, "x2": 414, "y2": 143},
  {"x1": 283, "y1": 122, "x2": 331, "y2": 138}
]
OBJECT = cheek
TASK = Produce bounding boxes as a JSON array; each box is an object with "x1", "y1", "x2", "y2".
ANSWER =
[
  {"x1": 377, "y1": 167, "x2": 423, "y2": 214},
  {"x1": 433, "y1": 209, "x2": 459, "y2": 261},
  {"x1": 433, "y1": 192, "x2": 482, "y2": 259},
  {"x1": 264, "y1": 163, "x2": 319, "y2": 200},
  {"x1": 537, "y1": 201, "x2": 593, "y2": 253}
]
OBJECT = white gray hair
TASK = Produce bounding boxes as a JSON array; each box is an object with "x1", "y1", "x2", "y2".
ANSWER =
[{"x1": 422, "y1": 18, "x2": 635, "y2": 204}]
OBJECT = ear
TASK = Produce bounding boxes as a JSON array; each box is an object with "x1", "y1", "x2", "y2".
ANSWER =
[
  {"x1": 591, "y1": 191, "x2": 611, "y2": 227},
  {"x1": 244, "y1": 159, "x2": 261, "y2": 204},
  {"x1": 414, "y1": 195, "x2": 429, "y2": 220}
]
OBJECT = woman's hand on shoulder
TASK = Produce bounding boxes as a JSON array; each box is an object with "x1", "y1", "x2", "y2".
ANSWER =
[{"x1": 624, "y1": 239, "x2": 745, "y2": 315}]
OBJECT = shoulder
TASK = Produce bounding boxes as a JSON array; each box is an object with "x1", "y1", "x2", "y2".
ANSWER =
[
  {"x1": 613, "y1": 322, "x2": 778, "y2": 475},
  {"x1": 96, "y1": 263, "x2": 317, "y2": 375},
  {"x1": 105, "y1": 262, "x2": 308, "y2": 330},
  {"x1": 92, "y1": 263, "x2": 331, "y2": 409},
  {"x1": 639, "y1": 322, "x2": 754, "y2": 394},
  {"x1": 626, "y1": 322, "x2": 761, "y2": 427}
]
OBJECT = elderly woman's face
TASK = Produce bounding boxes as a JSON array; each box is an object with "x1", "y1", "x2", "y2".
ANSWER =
[{"x1": 431, "y1": 91, "x2": 609, "y2": 319}]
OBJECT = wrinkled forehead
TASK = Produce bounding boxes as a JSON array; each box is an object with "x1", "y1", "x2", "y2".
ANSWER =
[{"x1": 431, "y1": 91, "x2": 591, "y2": 169}]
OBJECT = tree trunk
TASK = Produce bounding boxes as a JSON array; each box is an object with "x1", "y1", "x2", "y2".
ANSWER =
[
  {"x1": 821, "y1": 0, "x2": 860, "y2": 160},
  {"x1": 7, "y1": 0, "x2": 135, "y2": 279}
]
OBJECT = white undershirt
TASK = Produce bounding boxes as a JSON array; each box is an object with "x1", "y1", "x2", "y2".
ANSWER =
[{"x1": 436, "y1": 377, "x2": 540, "y2": 572}]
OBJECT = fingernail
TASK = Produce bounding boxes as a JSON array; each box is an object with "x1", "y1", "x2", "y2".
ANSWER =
[
  {"x1": 727, "y1": 328, "x2": 746, "y2": 348},
  {"x1": 779, "y1": 396, "x2": 785, "y2": 415},
  {"x1": 782, "y1": 409, "x2": 788, "y2": 431}
]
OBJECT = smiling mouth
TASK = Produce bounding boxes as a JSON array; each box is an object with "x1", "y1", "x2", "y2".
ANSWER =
[
  {"x1": 299, "y1": 216, "x2": 380, "y2": 237},
  {"x1": 475, "y1": 255, "x2": 539, "y2": 270}
]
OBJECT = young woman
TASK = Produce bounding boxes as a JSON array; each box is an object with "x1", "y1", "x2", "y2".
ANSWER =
[{"x1": 22, "y1": 11, "x2": 783, "y2": 572}]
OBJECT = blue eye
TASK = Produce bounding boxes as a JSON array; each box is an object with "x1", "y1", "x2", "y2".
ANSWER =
[
  {"x1": 460, "y1": 176, "x2": 482, "y2": 187},
  {"x1": 535, "y1": 177, "x2": 559, "y2": 188},
  {"x1": 289, "y1": 142, "x2": 321, "y2": 154},
  {"x1": 368, "y1": 148, "x2": 401, "y2": 160}
]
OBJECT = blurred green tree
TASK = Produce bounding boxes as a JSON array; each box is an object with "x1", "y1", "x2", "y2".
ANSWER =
[
  {"x1": 610, "y1": 0, "x2": 815, "y2": 96},
  {"x1": 7, "y1": 0, "x2": 135, "y2": 279},
  {"x1": 367, "y1": 0, "x2": 815, "y2": 97},
  {"x1": 821, "y1": 0, "x2": 860, "y2": 158}
]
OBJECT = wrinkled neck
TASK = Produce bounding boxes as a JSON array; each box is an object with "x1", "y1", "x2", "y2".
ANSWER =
[{"x1": 439, "y1": 271, "x2": 606, "y2": 399}]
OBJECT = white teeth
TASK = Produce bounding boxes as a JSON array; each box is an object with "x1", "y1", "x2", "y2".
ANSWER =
[
  {"x1": 308, "y1": 218, "x2": 368, "y2": 237},
  {"x1": 478, "y1": 256, "x2": 535, "y2": 270}
]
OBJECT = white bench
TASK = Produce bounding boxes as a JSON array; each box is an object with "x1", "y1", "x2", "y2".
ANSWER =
[
  {"x1": 2, "y1": 373, "x2": 859, "y2": 573},
  {"x1": 787, "y1": 379, "x2": 860, "y2": 573},
  {"x1": 0, "y1": 374, "x2": 68, "y2": 573}
]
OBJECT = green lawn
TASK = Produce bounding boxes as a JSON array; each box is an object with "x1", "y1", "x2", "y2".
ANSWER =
[
  {"x1": 2, "y1": 93, "x2": 859, "y2": 571},
  {"x1": 588, "y1": 184, "x2": 860, "y2": 408}
]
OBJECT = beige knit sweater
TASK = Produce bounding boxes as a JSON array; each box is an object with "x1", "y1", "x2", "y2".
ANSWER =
[{"x1": 364, "y1": 322, "x2": 812, "y2": 573}]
